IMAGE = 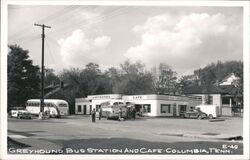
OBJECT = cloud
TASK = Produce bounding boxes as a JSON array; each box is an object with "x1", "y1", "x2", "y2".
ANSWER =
[
  {"x1": 58, "y1": 29, "x2": 111, "y2": 67},
  {"x1": 125, "y1": 12, "x2": 242, "y2": 75}
]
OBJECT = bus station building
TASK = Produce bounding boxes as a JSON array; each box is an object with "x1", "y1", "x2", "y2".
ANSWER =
[{"x1": 75, "y1": 94, "x2": 202, "y2": 117}]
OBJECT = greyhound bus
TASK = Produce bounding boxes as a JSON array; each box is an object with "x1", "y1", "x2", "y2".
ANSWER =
[
  {"x1": 26, "y1": 99, "x2": 69, "y2": 118},
  {"x1": 100, "y1": 100, "x2": 128, "y2": 119}
]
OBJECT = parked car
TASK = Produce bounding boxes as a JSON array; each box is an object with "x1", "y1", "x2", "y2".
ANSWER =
[
  {"x1": 180, "y1": 109, "x2": 207, "y2": 119},
  {"x1": 9, "y1": 107, "x2": 25, "y2": 117},
  {"x1": 9, "y1": 107, "x2": 32, "y2": 119},
  {"x1": 16, "y1": 110, "x2": 32, "y2": 119}
]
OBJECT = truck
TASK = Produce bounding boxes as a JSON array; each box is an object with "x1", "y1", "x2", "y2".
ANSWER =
[{"x1": 195, "y1": 105, "x2": 221, "y2": 119}]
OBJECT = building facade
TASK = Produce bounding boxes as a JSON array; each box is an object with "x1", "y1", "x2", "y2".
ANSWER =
[
  {"x1": 184, "y1": 73, "x2": 242, "y2": 116},
  {"x1": 75, "y1": 94, "x2": 123, "y2": 115},
  {"x1": 75, "y1": 94, "x2": 202, "y2": 117}
]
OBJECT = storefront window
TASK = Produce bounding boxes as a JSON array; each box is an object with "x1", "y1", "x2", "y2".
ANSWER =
[
  {"x1": 77, "y1": 105, "x2": 81, "y2": 112},
  {"x1": 222, "y1": 97, "x2": 230, "y2": 104},
  {"x1": 179, "y1": 105, "x2": 187, "y2": 112},
  {"x1": 143, "y1": 104, "x2": 151, "y2": 113},
  {"x1": 161, "y1": 104, "x2": 171, "y2": 113},
  {"x1": 96, "y1": 105, "x2": 100, "y2": 111}
]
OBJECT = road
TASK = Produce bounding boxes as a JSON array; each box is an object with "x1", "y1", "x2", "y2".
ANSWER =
[{"x1": 7, "y1": 115, "x2": 243, "y2": 154}]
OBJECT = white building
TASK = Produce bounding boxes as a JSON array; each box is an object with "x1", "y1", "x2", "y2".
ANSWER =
[
  {"x1": 75, "y1": 94, "x2": 123, "y2": 115},
  {"x1": 219, "y1": 73, "x2": 240, "y2": 86},
  {"x1": 184, "y1": 73, "x2": 242, "y2": 116},
  {"x1": 75, "y1": 94, "x2": 202, "y2": 117}
]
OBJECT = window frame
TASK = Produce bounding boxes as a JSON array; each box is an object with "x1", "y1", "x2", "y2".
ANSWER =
[
  {"x1": 161, "y1": 104, "x2": 171, "y2": 113},
  {"x1": 77, "y1": 105, "x2": 82, "y2": 112}
]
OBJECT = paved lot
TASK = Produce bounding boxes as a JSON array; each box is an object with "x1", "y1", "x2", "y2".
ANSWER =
[{"x1": 7, "y1": 115, "x2": 243, "y2": 154}]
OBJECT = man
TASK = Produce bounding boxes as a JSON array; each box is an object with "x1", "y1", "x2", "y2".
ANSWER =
[
  {"x1": 99, "y1": 108, "x2": 102, "y2": 120},
  {"x1": 118, "y1": 108, "x2": 122, "y2": 121},
  {"x1": 132, "y1": 107, "x2": 136, "y2": 119},
  {"x1": 91, "y1": 108, "x2": 96, "y2": 123}
]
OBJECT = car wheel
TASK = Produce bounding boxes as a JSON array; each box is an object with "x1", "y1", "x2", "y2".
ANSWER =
[
  {"x1": 208, "y1": 114, "x2": 213, "y2": 119},
  {"x1": 198, "y1": 115, "x2": 202, "y2": 120}
]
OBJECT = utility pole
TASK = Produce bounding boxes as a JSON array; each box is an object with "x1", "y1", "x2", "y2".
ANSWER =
[{"x1": 34, "y1": 23, "x2": 51, "y2": 119}]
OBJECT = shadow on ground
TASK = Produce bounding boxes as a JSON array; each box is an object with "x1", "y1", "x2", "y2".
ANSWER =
[{"x1": 8, "y1": 137, "x2": 31, "y2": 149}]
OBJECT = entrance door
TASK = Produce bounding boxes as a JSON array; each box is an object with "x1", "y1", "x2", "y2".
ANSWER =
[
  {"x1": 83, "y1": 105, "x2": 87, "y2": 115},
  {"x1": 89, "y1": 105, "x2": 92, "y2": 115},
  {"x1": 179, "y1": 105, "x2": 187, "y2": 116},
  {"x1": 135, "y1": 104, "x2": 142, "y2": 116},
  {"x1": 173, "y1": 103, "x2": 176, "y2": 116}
]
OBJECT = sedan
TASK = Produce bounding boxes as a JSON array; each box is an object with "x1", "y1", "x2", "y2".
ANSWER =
[{"x1": 181, "y1": 109, "x2": 207, "y2": 119}]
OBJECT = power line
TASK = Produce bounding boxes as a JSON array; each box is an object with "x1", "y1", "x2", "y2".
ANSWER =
[
  {"x1": 9, "y1": 6, "x2": 129, "y2": 48},
  {"x1": 45, "y1": 37, "x2": 57, "y2": 66},
  {"x1": 9, "y1": 35, "x2": 40, "y2": 46},
  {"x1": 9, "y1": 6, "x2": 70, "y2": 41},
  {"x1": 50, "y1": 6, "x2": 129, "y2": 36}
]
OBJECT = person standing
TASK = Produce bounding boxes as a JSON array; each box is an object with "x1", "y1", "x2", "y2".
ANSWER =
[
  {"x1": 99, "y1": 108, "x2": 102, "y2": 120},
  {"x1": 118, "y1": 108, "x2": 122, "y2": 121},
  {"x1": 132, "y1": 107, "x2": 136, "y2": 119},
  {"x1": 91, "y1": 108, "x2": 96, "y2": 123}
]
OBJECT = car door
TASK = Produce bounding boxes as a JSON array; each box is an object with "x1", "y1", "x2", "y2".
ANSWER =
[{"x1": 189, "y1": 110, "x2": 197, "y2": 118}]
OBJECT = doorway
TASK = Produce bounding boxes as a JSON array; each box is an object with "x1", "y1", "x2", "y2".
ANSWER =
[{"x1": 83, "y1": 105, "x2": 87, "y2": 115}]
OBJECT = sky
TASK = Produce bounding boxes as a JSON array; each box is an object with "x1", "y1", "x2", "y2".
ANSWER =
[{"x1": 8, "y1": 5, "x2": 243, "y2": 75}]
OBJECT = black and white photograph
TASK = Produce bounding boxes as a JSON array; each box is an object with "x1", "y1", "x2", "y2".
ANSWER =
[{"x1": 1, "y1": 0, "x2": 249, "y2": 160}]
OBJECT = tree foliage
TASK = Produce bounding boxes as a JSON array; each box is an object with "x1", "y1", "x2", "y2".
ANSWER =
[
  {"x1": 181, "y1": 61, "x2": 243, "y2": 89},
  {"x1": 7, "y1": 44, "x2": 243, "y2": 113},
  {"x1": 44, "y1": 68, "x2": 60, "y2": 86},
  {"x1": 118, "y1": 60, "x2": 154, "y2": 94},
  {"x1": 8, "y1": 45, "x2": 40, "y2": 110},
  {"x1": 180, "y1": 60, "x2": 243, "y2": 105},
  {"x1": 152, "y1": 63, "x2": 179, "y2": 95}
]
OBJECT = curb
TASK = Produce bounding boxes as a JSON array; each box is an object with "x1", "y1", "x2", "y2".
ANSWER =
[
  {"x1": 159, "y1": 132, "x2": 243, "y2": 141},
  {"x1": 8, "y1": 136, "x2": 62, "y2": 150}
]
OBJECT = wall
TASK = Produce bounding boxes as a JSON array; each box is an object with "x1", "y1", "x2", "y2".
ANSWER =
[
  {"x1": 123, "y1": 99, "x2": 158, "y2": 116},
  {"x1": 75, "y1": 101, "x2": 91, "y2": 115},
  {"x1": 156, "y1": 100, "x2": 189, "y2": 116},
  {"x1": 212, "y1": 94, "x2": 221, "y2": 106},
  {"x1": 191, "y1": 94, "x2": 221, "y2": 106},
  {"x1": 75, "y1": 94, "x2": 202, "y2": 117}
]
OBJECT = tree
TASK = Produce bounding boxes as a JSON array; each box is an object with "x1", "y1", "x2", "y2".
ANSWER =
[
  {"x1": 118, "y1": 60, "x2": 154, "y2": 94},
  {"x1": 181, "y1": 61, "x2": 243, "y2": 105},
  {"x1": 8, "y1": 45, "x2": 40, "y2": 110},
  {"x1": 44, "y1": 68, "x2": 60, "y2": 87},
  {"x1": 105, "y1": 67, "x2": 122, "y2": 93},
  {"x1": 152, "y1": 63, "x2": 179, "y2": 95}
]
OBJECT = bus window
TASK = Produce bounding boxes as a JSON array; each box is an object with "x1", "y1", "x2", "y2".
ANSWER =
[{"x1": 59, "y1": 104, "x2": 67, "y2": 107}]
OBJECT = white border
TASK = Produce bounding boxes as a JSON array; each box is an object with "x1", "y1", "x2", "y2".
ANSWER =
[{"x1": 1, "y1": 1, "x2": 249, "y2": 160}]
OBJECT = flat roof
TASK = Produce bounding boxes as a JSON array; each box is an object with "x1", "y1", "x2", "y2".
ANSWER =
[
  {"x1": 123, "y1": 94, "x2": 201, "y2": 101},
  {"x1": 76, "y1": 94, "x2": 201, "y2": 102},
  {"x1": 87, "y1": 94, "x2": 123, "y2": 100}
]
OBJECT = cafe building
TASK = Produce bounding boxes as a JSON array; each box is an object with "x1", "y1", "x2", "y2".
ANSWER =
[{"x1": 75, "y1": 94, "x2": 202, "y2": 117}]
